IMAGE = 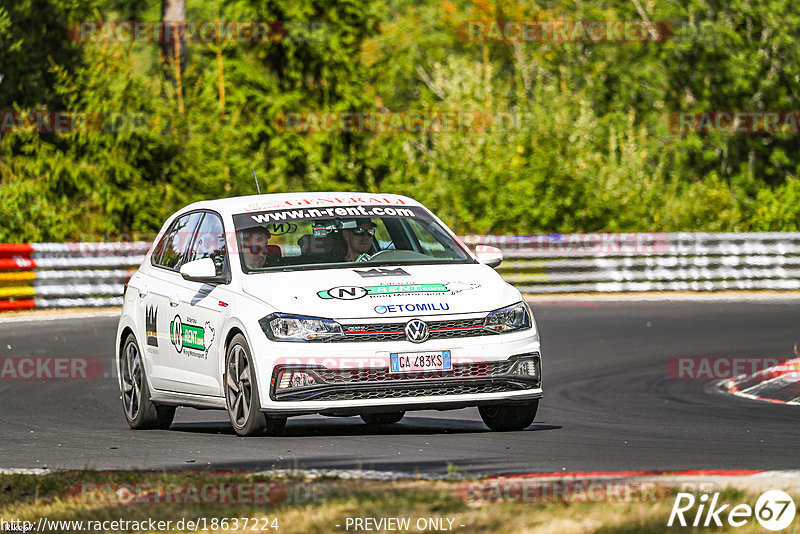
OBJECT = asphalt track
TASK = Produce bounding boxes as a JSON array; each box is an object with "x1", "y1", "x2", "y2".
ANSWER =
[{"x1": 1, "y1": 299, "x2": 799, "y2": 475}]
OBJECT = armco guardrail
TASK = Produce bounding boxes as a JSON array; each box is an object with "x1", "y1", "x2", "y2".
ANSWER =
[
  {"x1": 0, "y1": 242, "x2": 149, "y2": 311},
  {"x1": 1, "y1": 233, "x2": 799, "y2": 311},
  {"x1": 465, "y1": 232, "x2": 800, "y2": 294}
]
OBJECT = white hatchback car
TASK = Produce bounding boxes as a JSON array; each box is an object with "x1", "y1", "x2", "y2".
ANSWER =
[{"x1": 117, "y1": 193, "x2": 542, "y2": 436}]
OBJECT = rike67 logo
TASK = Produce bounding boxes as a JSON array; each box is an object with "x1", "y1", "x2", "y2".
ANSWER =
[{"x1": 668, "y1": 490, "x2": 796, "y2": 530}]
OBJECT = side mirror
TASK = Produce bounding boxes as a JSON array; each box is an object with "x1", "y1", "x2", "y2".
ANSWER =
[
  {"x1": 475, "y1": 245, "x2": 503, "y2": 268},
  {"x1": 179, "y1": 258, "x2": 225, "y2": 284}
]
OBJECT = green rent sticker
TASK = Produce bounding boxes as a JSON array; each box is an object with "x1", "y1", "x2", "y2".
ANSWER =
[
  {"x1": 170, "y1": 316, "x2": 204, "y2": 353},
  {"x1": 317, "y1": 284, "x2": 449, "y2": 300}
]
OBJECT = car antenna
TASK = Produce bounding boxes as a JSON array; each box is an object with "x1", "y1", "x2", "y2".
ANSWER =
[{"x1": 252, "y1": 170, "x2": 261, "y2": 194}]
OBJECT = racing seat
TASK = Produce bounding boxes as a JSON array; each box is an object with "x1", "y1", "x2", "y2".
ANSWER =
[{"x1": 261, "y1": 244, "x2": 283, "y2": 266}]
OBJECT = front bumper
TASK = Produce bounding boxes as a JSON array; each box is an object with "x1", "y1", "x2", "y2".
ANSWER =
[
  {"x1": 251, "y1": 325, "x2": 542, "y2": 414},
  {"x1": 263, "y1": 389, "x2": 543, "y2": 417},
  {"x1": 271, "y1": 354, "x2": 540, "y2": 401}
]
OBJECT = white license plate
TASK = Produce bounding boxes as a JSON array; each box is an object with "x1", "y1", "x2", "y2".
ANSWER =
[{"x1": 389, "y1": 351, "x2": 452, "y2": 373}]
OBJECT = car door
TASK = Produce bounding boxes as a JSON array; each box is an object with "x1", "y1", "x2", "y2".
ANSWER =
[
  {"x1": 167, "y1": 211, "x2": 231, "y2": 397},
  {"x1": 145, "y1": 211, "x2": 204, "y2": 392}
]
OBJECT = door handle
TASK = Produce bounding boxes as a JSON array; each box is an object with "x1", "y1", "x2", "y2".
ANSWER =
[
  {"x1": 169, "y1": 295, "x2": 180, "y2": 307},
  {"x1": 138, "y1": 288, "x2": 148, "y2": 298}
]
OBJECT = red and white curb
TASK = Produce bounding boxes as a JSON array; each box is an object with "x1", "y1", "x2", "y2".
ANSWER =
[
  {"x1": 723, "y1": 358, "x2": 800, "y2": 405},
  {"x1": 481, "y1": 469, "x2": 800, "y2": 492}
]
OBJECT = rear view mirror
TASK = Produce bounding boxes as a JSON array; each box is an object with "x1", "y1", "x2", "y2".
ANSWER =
[
  {"x1": 179, "y1": 258, "x2": 225, "y2": 283},
  {"x1": 475, "y1": 245, "x2": 503, "y2": 268}
]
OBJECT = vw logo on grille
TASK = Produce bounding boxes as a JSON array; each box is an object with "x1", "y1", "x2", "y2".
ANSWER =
[{"x1": 404, "y1": 319, "x2": 430, "y2": 343}]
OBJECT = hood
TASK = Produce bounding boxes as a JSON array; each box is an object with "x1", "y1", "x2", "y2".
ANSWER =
[{"x1": 241, "y1": 263, "x2": 520, "y2": 320}]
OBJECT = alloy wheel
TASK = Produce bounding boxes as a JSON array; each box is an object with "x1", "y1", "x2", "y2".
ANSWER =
[
  {"x1": 226, "y1": 344, "x2": 252, "y2": 427},
  {"x1": 122, "y1": 341, "x2": 141, "y2": 420}
]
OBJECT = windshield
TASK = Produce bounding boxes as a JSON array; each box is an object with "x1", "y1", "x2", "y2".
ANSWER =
[{"x1": 232, "y1": 204, "x2": 474, "y2": 272}]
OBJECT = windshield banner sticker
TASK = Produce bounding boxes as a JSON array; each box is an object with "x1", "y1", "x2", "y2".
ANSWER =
[
  {"x1": 243, "y1": 195, "x2": 408, "y2": 212},
  {"x1": 233, "y1": 205, "x2": 429, "y2": 229}
]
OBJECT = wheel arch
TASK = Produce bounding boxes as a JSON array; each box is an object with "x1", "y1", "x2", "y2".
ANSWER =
[
  {"x1": 220, "y1": 325, "x2": 246, "y2": 381},
  {"x1": 220, "y1": 321, "x2": 273, "y2": 408},
  {"x1": 119, "y1": 326, "x2": 135, "y2": 356},
  {"x1": 117, "y1": 325, "x2": 135, "y2": 391}
]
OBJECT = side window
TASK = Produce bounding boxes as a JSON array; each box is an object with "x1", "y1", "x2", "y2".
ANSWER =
[
  {"x1": 187, "y1": 212, "x2": 228, "y2": 276},
  {"x1": 152, "y1": 212, "x2": 203, "y2": 270},
  {"x1": 405, "y1": 219, "x2": 450, "y2": 258}
]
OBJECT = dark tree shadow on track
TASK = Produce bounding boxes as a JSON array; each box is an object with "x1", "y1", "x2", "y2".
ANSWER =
[
  {"x1": 157, "y1": 455, "x2": 537, "y2": 474},
  {"x1": 168, "y1": 416, "x2": 561, "y2": 437}
]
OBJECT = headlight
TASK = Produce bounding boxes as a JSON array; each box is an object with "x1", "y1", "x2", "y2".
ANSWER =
[
  {"x1": 259, "y1": 313, "x2": 345, "y2": 342},
  {"x1": 483, "y1": 302, "x2": 533, "y2": 333}
]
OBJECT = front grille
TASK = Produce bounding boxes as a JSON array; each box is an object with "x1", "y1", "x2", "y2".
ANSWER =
[
  {"x1": 308, "y1": 381, "x2": 523, "y2": 401},
  {"x1": 315, "y1": 360, "x2": 514, "y2": 383},
  {"x1": 338, "y1": 317, "x2": 496, "y2": 342},
  {"x1": 272, "y1": 354, "x2": 541, "y2": 401},
  {"x1": 271, "y1": 353, "x2": 541, "y2": 401}
]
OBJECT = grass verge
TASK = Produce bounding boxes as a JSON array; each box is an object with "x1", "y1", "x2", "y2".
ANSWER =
[{"x1": 1, "y1": 471, "x2": 798, "y2": 533}]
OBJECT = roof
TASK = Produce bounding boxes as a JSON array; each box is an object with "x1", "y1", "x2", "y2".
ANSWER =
[{"x1": 180, "y1": 192, "x2": 423, "y2": 216}]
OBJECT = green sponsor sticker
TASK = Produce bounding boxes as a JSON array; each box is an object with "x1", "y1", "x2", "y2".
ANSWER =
[
  {"x1": 170, "y1": 316, "x2": 204, "y2": 352},
  {"x1": 318, "y1": 284, "x2": 449, "y2": 300}
]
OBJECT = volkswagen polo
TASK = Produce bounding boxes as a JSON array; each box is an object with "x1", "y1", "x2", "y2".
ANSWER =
[{"x1": 116, "y1": 193, "x2": 542, "y2": 436}]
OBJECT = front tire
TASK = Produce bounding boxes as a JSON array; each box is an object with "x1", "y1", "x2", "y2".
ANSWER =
[
  {"x1": 120, "y1": 333, "x2": 175, "y2": 430},
  {"x1": 361, "y1": 412, "x2": 405, "y2": 425},
  {"x1": 478, "y1": 400, "x2": 538, "y2": 431},
  {"x1": 225, "y1": 334, "x2": 285, "y2": 436}
]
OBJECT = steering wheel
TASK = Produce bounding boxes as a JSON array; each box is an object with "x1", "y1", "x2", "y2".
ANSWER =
[{"x1": 368, "y1": 249, "x2": 395, "y2": 260}]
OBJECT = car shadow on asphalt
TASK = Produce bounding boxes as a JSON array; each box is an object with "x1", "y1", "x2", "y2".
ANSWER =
[
  {"x1": 168, "y1": 416, "x2": 561, "y2": 437},
  {"x1": 160, "y1": 455, "x2": 534, "y2": 475}
]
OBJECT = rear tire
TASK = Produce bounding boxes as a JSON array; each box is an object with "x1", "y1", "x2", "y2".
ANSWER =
[
  {"x1": 120, "y1": 333, "x2": 175, "y2": 430},
  {"x1": 478, "y1": 400, "x2": 538, "y2": 431},
  {"x1": 225, "y1": 334, "x2": 285, "y2": 436},
  {"x1": 361, "y1": 412, "x2": 405, "y2": 425}
]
